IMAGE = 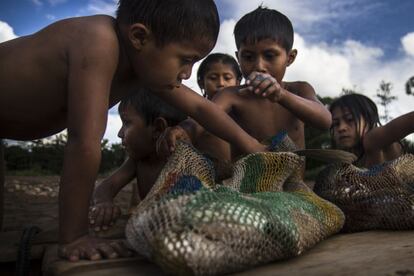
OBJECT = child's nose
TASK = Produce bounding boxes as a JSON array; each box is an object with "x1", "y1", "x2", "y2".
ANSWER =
[
  {"x1": 179, "y1": 66, "x2": 192, "y2": 81},
  {"x1": 117, "y1": 128, "x2": 124, "y2": 138},
  {"x1": 337, "y1": 122, "x2": 348, "y2": 132},
  {"x1": 254, "y1": 57, "x2": 267, "y2": 73},
  {"x1": 217, "y1": 77, "x2": 225, "y2": 87}
]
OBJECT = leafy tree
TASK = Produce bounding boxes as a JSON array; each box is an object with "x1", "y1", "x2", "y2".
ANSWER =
[
  {"x1": 375, "y1": 80, "x2": 397, "y2": 122},
  {"x1": 340, "y1": 85, "x2": 362, "y2": 96},
  {"x1": 4, "y1": 133, "x2": 125, "y2": 175}
]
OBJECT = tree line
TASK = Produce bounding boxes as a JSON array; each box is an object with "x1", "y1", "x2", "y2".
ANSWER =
[
  {"x1": 3, "y1": 134, "x2": 125, "y2": 175},
  {"x1": 3, "y1": 79, "x2": 414, "y2": 176}
]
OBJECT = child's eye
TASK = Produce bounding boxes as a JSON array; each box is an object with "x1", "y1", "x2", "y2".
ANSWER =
[
  {"x1": 241, "y1": 54, "x2": 254, "y2": 62},
  {"x1": 181, "y1": 57, "x2": 194, "y2": 65},
  {"x1": 264, "y1": 53, "x2": 276, "y2": 60},
  {"x1": 207, "y1": 75, "x2": 218, "y2": 81}
]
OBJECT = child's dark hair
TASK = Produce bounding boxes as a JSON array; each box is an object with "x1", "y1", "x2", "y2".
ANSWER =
[
  {"x1": 329, "y1": 93, "x2": 381, "y2": 157},
  {"x1": 116, "y1": 0, "x2": 219, "y2": 47},
  {"x1": 234, "y1": 6, "x2": 294, "y2": 52},
  {"x1": 197, "y1": 53, "x2": 242, "y2": 97},
  {"x1": 119, "y1": 88, "x2": 187, "y2": 126}
]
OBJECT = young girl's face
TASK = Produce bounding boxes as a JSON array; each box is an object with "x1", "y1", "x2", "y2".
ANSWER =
[
  {"x1": 331, "y1": 106, "x2": 367, "y2": 150},
  {"x1": 202, "y1": 62, "x2": 240, "y2": 99}
]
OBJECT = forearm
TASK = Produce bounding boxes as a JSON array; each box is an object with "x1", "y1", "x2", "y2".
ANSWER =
[
  {"x1": 192, "y1": 102, "x2": 261, "y2": 154},
  {"x1": 365, "y1": 111, "x2": 414, "y2": 152},
  {"x1": 59, "y1": 139, "x2": 101, "y2": 244},
  {"x1": 155, "y1": 85, "x2": 263, "y2": 154},
  {"x1": 279, "y1": 89, "x2": 332, "y2": 129},
  {"x1": 93, "y1": 178, "x2": 117, "y2": 203},
  {"x1": 94, "y1": 158, "x2": 136, "y2": 203},
  {"x1": 179, "y1": 118, "x2": 204, "y2": 142}
]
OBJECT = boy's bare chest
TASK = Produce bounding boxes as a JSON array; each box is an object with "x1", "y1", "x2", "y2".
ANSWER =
[{"x1": 233, "y1": 100, "x2": 299, "y2": 140}]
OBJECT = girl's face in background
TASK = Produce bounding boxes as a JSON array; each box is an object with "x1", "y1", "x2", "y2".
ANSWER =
[
  {"x1": 202, "y1": 62, "x2": 240, "y2": 99},
  {"x1": 331, "y1": 106, "x2": 367, "y2": 151}
]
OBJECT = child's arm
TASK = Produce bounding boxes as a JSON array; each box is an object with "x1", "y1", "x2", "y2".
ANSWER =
[
  {"x1": 90, "y1": 158, "x2": 136, "y2": 231},
  {"x1": 59, "y1": 29, "x2": 130, "y2": 261},
  {"x1": 243, "y1": 72, "x2": 332, "y2": 129},
  {"x1": 153, "y1": 85, "x2": 265, "y2": 154},
  {"x1": 363, "y1": 111, "x2": 414, "y2": 153}
]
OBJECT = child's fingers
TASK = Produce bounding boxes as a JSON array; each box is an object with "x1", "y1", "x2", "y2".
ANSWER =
[
  {"x1": 111, "y1": 206, "x2": 122, "y2": 224},
  {"x1": 166, "y1": 133, "x2": 176, "y2": 153},
  {"x1": 254, "y1": 78, "x2": 274, "y2": 95},
  {"x1": 89, "y1": 206, "x2": 97, "y2": 225},
  {"x1": 247, "y1": 73, "x2": 268, "y2": 88},
  {"x1": 245, "y1": 71, "x2": 260, "y2": 85},
  {"x1": 84, "y1": 247, "x2": 102, "y2": 261},
  {"x1": 238, "y1": 84, "x2": 252, "y2": 96},
  {"x1": 110, "y1": 240, "x2": 133, "y2": 257},
  {"x1": 93, "y1": 207, "x2": 106, "y2": 231},
  {"x1": 102, "y1": 206, "x2": 114, "y2": 230}
]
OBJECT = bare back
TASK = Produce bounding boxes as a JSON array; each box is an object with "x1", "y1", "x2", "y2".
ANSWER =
[{"x1": 0, "y1": 15, "x2": 133, "y2": 140}]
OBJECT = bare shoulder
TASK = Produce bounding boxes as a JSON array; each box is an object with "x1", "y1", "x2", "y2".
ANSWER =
[
  {"x1": 211, "y1": 85, "x2": 242, "y2": 112},
  {"x1": 212, "y1": 86, "x2": 241, "y2": 102},
  {"x1": 283, "y1": 81, "x2": 316, "y2": 98},
  {"x1": 62, "y1": 15, "x2": 119, "y2": 55}
]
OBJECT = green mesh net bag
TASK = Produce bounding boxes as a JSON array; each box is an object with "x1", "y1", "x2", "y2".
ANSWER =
[
  {"x1": 314, "y1": 154, "x2": 414, "y2": 232},
  {"x1": 126, "y1": 134, "x2": 344, "y2": 275}
]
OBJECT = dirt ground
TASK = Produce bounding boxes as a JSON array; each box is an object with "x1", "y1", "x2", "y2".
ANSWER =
[{"x1": 3, "y1": 175, "x2": 135, "y2": 233}]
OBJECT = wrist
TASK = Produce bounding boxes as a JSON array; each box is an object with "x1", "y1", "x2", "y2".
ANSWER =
[
  {"x1": 244, "y1": 137, "x2": 265, "y2": 154},
  {"x1": 278, "y1": 87, "x2": 288, "y2": 103}
]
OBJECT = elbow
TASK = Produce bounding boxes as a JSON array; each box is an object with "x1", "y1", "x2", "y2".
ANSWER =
[
  {"x1": 322, "y1": 115, "x2": 333, "y2": 130},
  {"x1": 317, "y1": 109, "x2": 332, "y2": 130}
]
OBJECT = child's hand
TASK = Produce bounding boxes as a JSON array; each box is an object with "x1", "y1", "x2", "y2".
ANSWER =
[
  {"x1": 239, "y1": 72, "x2": 284, "y2": 102},
  {"x1": 58, "y1": 235, "x2": 132, "y2": 261},
  {"x1": 156, "y1": 126, "x2": 192, "y2": 157},
  {"x1": 89, "y1": 202, "x2": 121, "y2": 232}
]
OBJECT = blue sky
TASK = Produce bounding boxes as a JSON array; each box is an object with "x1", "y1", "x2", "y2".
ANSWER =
[
  {"x1": 1, "y1": 0, "x2": 413, "y2": 60},
  {"x1": 1, "y1": 0, "x2": 413, "y2": 143}
]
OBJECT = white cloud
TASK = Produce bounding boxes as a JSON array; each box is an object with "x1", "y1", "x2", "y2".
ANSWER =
[
  {"x1": 0, "y1": 21, "x2": 17, "y2": 43},
  {"x1": 48, "y1": 0, "x2": 67, "y2": 6},
  {"x1": 46, "y1": 14, "x2": 56, "y2": 20},
  {"x1": 182, "y1": 19, "x2": 414, "y2": 133},
  {"x1": 105, "y1": 2, "x2": 414, "y2": 144},
  {"x1": 87, "y1": 0, "x2": 117, "y2": 16},
  {"x1": 219, "y1": 0, "x2": 381, "y2": 35},
  {"x1": 401, "y1": 32, "x2": 414, "y2": 57},
  {"x1": 103, "y1": 108, "x2": 122, "y2": 144},
  {"x1": 31, "y1": 0, "x2": 43, "y2": 6}
]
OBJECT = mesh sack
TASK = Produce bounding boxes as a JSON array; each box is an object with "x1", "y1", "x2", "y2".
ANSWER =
[
  {"x1": 314, "y1": 154, "x2": 414, "y2": 232},
  {"x1": 126, "y1": 136, "x2": 344, "y2": 275}
]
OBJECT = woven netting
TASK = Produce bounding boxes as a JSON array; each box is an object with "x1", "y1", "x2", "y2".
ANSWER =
[
  {"x1": 126, "y1": 135, "x2": 344, "y2": 275},
  {"x1": 314, "y1": 154, "x2": 414, "y2": 232}
]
